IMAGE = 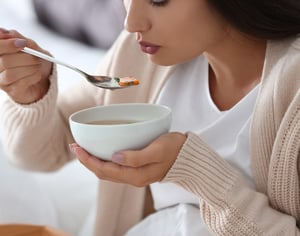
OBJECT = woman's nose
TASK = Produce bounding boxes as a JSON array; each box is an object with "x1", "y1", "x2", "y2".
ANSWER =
[{"x1": 124, "y1": 1, "x2": 150, "y2": 33}]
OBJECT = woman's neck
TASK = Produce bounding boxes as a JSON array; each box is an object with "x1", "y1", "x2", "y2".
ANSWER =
[{"x1": 204, "y1": 32, "x2": 267, "y2": 111}]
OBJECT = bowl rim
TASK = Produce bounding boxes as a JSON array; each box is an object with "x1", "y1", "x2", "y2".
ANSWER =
[{"x1": 69, "y1": 103, "x2": 172, "y2": 127}]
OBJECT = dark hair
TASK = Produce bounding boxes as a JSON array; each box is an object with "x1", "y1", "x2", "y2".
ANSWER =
[{"x1": 207, "y1": 0, "x2": 300, "y2": 39}]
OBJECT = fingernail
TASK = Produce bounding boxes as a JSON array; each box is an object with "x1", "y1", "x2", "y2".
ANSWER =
[
  {"x1": 14, "y1": 39, "x2": 26, "y2": 48},
  {"x1": 0, "y1": 28, "x2": 9, "y2": 34},
  {"x1": 112, "y1": 153, "x2": 124, "y2": 163}
]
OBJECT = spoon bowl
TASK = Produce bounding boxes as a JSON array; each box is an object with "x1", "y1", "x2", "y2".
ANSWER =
[{"x1": 21, "y1": 47, "x2": 139, "y2": 89}]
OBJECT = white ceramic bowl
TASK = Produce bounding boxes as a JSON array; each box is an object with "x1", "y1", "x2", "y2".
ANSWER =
[{"x1": 69, "y1": 103, "x2": 172, "y2": 161}]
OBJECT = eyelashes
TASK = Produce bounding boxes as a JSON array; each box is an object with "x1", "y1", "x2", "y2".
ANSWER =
[{"x1": 150, "y1": 0, "x2": 169, "y2": 7}]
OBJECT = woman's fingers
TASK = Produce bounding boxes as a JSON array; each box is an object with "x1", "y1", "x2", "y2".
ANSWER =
[
  {"x1": 0, "y1": 64, "x2": 41, "y2": 85},
  {"x1": 0, "y1": 28, "x2": 49, "y2": 56},
  {"x1": 0, "y1": 29, "x2": 27, "y2": 54},
  {"x1": 112, "y1": 132, "x2": 186, "y2": 167},
  {"x1": 70, "y1": 132, "x2": 187, "y2": 187},
  {"x1": 0, "y1": 38, "x2": 26, "y2": 54},
  {"x1": 0, "y1": 28, "x2": 52, "y2": 104},
  {"x1": 0, "y1": 52, "x2": 40, "y2": 71},
  {"x1": 71, "y1": 145, "x2": 159, "y2": 186}
]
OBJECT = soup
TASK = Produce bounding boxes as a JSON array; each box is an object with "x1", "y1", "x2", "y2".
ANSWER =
[{"x1": 86, "y1": 119, "x2": 140, "y2": 125}]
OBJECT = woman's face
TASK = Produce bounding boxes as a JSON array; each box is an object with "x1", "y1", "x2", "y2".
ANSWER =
[{"x1": 123, "y1": 0, "x2": 229, "y2": 66}]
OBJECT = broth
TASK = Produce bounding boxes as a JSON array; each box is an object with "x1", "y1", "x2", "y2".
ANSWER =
[{"x1": 86, "y1": 119, "x2": 139, "y2": 125}]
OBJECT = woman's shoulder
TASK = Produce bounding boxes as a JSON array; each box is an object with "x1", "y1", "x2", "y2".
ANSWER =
[
  {"x1": 290, "y1": 34, "x2": 300, "y2": 50},
  {"x1": 284, "y1": 35, "x2": 300, "y2": 65},
  {"x1": 269, "y1": 35, "x2": 300, "y2": 53},
  {"x1": 269, "y1": 35, "x2": 300, "y2": 67},
  {"x1": 264, "y1": 36, "x2": 300, "y2": 91},
  {"x1": 275, "y1": 36, "x2": 300, "y2": 92}
]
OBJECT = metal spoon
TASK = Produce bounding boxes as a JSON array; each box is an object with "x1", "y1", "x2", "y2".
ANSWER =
[{"x1": 21, "y1": 47, "x2": 138, "y2": 89}]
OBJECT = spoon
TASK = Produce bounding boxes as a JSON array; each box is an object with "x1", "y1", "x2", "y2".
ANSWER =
[{"x1": 21, "y1": 47, "x2": 139, "y2": 89}]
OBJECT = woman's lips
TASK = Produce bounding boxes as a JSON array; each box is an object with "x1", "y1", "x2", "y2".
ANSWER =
[{"x1": 139, "y1": 41, "x2": 160, "y2": 54}]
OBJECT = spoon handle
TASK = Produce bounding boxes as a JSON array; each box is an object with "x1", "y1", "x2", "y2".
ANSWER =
[{"x1": 21, "y1": 47, "x2": 81, "y2": 73}]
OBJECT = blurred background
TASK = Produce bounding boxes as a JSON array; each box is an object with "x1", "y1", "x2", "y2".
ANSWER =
[{"x1": 0, "y1": 0, "x2": 125, "y2": 235}]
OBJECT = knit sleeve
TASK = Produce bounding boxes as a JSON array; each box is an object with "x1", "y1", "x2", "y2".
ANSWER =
[
  {"x1": 163, "y1": 132, "x2": 300, "y2": 236},
  {"x1": 0, "y1": 65, "x2": 86, "y2": 172},
  {"x1": 0, "y1": 67, "x2": 74, "y2": 171}
]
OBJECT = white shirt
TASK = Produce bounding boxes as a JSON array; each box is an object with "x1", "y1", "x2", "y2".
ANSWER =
[{"x1": 126, "y1": 55, "x2": 259, "y2": 236}]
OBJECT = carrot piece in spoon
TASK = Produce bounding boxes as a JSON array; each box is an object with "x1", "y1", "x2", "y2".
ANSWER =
[{"x1": 116, "y1": 77, "x2": 140, "y2": 87}]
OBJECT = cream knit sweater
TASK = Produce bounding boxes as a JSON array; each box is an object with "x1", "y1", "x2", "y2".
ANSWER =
[{"x1": 1, "y1": 31, "x2": 300, "y2": 236}]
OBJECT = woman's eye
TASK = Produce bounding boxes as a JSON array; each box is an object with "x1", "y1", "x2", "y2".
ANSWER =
[{"x1": 150, "y1": 0, "x2": 169, "y2": 7}]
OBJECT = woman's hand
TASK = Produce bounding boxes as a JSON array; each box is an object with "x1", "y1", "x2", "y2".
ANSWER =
[
  {"x1": 0, "y1": 28, "x2": 52, "y2": 104},
  {"x1": 70, "y1": 132, "x2": 187, "y2": 187}
]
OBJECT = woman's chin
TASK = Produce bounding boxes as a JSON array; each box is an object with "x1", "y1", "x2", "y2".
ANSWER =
[
  {"x1": 149, "y1": 53, "x2": 199, "y2": 66},
  {"x1": 149, "y1": 56, "x2": 181, "y2": 67}
]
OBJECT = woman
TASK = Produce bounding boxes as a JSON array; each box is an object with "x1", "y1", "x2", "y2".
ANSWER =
[{"x1": 0, "y1": 0, "x2": 299, "y2": 235}]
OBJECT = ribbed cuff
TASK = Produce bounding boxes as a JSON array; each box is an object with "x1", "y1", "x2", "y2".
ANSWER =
[
  {"x1": 1, "y1": 67, "x2": 58, "y2": 128},
  {"x1": 163, "y1": 132, "x2": 241, "y2": 208}
]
